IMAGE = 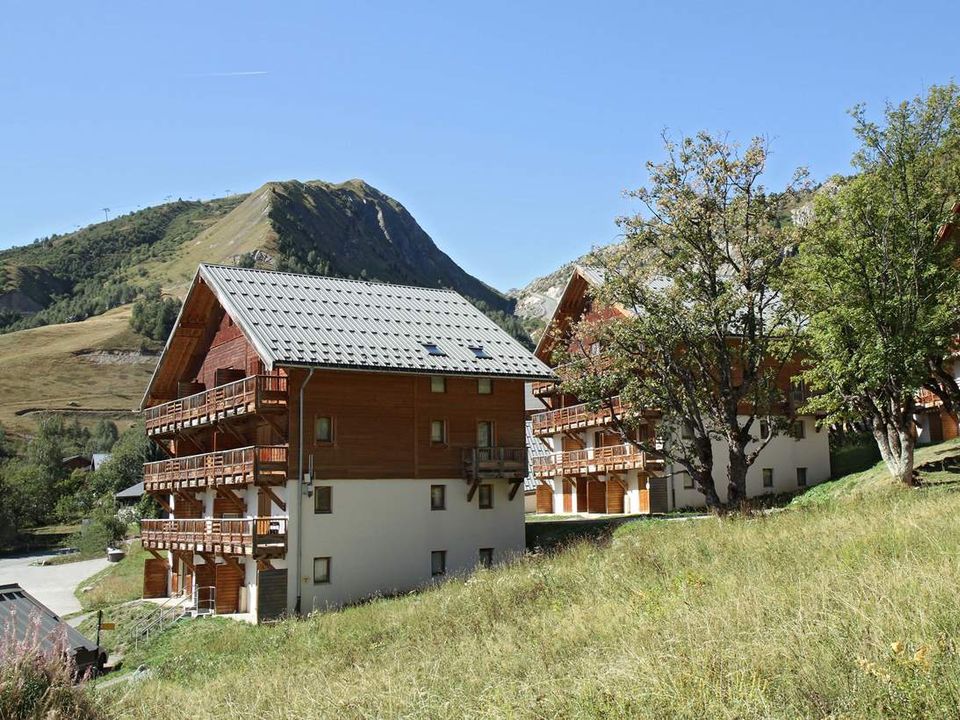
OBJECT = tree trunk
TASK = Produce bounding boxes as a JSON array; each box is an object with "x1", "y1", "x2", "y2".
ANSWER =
[
  {"x1": 726, "y1": 444, "x2": 749, "y2": 508},
  {"x1": 871, "y1": 417, "x2": 917, "y2": 485},
  {"x1": 695, "y1": 468, "x2": 721, "y2": 509}
]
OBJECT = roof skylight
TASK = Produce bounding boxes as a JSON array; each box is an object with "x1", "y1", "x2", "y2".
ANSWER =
[
  {"x1": 422, "y1": 342, "x2": 447, "y2": 357},
  {"x1": 469, "y1": 345, "x2": 492, "y2": 359}
]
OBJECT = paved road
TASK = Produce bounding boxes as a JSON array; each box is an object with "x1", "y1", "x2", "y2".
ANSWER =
[{"x1": 0, "y1": 552, "x2": 109, "y2": 616}]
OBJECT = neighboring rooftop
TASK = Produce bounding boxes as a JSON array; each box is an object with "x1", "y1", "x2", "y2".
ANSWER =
[
  {"x1": 188, "y1": 264, "x2": 555, "y2": 380},
  {"x1": 0, "y1": 583, "x2": 103, "y2": 673}
]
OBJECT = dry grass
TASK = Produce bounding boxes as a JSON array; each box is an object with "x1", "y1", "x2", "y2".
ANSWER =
[
  {"x1": 0, "y1": 305, "x2": 156, "y2": 432},
  {"x1": 106, "y1": 446, "x2": 960, "y2": 719}
]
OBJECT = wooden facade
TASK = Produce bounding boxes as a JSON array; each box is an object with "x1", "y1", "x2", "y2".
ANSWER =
[{"x1": 140, "y1": 268, "x2": 537, "y2": 615}]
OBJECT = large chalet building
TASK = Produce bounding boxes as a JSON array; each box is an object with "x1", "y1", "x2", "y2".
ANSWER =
[
  {"x1": 528, "y1": 266, "x2": 832, "y2": 514},
  {"x1": 139, "y1": 264, "x2": 554, "y2": 620}
]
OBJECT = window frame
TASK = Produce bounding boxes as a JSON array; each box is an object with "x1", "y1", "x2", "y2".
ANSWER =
[
  {"x1": 430, "y1": 376, "x2": 446, "y2": 393},
  {"x1": 430, "y1": 484, "x2": 446, "y2": 511},
  {"x1": 762, "y1": 468, "x2": 774, "y2": 488},
  {"x1": 680, "y1": 471, "x2": 694, "y2": 490},
  {"x1": 313, "y1": 485, "x2": 332, "y2": 514},
  {"x1": 477, "y1": 378, "x2": 493, "y2": 395},
  {"x1": 430, "y1": 419, "x2": 447, "y2": 445},
  {"x1": 759, "y1": 419, "x2": 771, "y2": 440},
  {"x1": 476, "y1": 420, "x2": 495, "y2": 448},
  {"x1": 313, "y1": 556, "x2": 331, "y2": 585},
  {"x1": 431, "y1": 550, "x2": 447, "y2": 577},
  {"x1": 314, "y1": 415, "x2": 334, "y2": 444},
  {"x1": 478, "y1": 483, "x2": 494, "y2": 509},
  {"x1": 796, "y1": 467, "x2": 807, "y2": 487},
  {"x1": 680, "y1": 421, "x2": 695, "y2": 440},
  {"x1": 792, "y1": 419, "x2": 806, "y2": 440}
]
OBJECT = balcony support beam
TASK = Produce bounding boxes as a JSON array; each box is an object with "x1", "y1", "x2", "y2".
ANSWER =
[
  {"x1": 151, "y1": 493, "x2": 174, "y2": 515},
  {"x1": 147, "y1": 548, "x2": 168, "y2": 565},
  {"x1": 508, "y1": 478, "x2": 522, "y2": 501},
  {"x1": 467, "y1": 477, "x2": 481, "y2": 502},
  {"x1": 259, "y1": 485, "x2": 286, "y2": 512},
  {"x1": 215, "y1": 486, "x2": 246, "y2": 514}
]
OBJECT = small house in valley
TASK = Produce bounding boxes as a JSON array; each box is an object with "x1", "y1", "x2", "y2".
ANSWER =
[{"x1": 139, "y1": 264, "x2": 554, "y2": 620}]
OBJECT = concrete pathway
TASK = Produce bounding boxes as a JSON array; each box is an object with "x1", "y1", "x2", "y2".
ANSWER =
[{"x1": 0, "y1": 552, "x2": 109, "y2": 616}]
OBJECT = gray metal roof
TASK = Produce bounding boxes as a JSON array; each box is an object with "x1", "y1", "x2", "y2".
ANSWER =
[
  {"x1": 115, "y1": 481, "x2": 144, "y2": 499},
  {"x1": 197, "y1": 264, "x2": 556, "y2": 380},
  {"x1": 524, "y1": 420, "x2": 551, "y2": 492},
  {"x1": 0, "y1": 583, "x2": 100, "y2": 657}
]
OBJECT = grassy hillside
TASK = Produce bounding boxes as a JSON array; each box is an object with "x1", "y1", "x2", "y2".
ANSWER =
[
  {"x1": 0, "y1": 305, "x2": 156, "y2": 433},
  {"x1": 105, "y1": 442, "x2": 960, "y2": 719}
]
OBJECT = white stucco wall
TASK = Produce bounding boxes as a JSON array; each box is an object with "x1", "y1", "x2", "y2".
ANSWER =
[
  {"x1": 538, "y1": 415, "x2": 831, "y2": 514},
  {"x1": 287, "y1": 477, "x2": 525, "y2": 611}
]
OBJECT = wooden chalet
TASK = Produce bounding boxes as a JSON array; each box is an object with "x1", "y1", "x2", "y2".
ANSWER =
[{"x1": 140, "y1": 264, "x2": 554, "y2": 618}]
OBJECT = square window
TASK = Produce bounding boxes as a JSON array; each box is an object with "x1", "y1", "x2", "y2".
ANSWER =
[
  {"x1": 313, "y1": 557, "x2": 331, "y2": 584},
  {"x1": 422, "y1": 343, "x2": 446, "y2": 356},
  {"x1": 430, "y1": 376, "x2": 446, "y2": 393},
  {"x1": 478, "y1": 484, "x2": 493, "y2": 509},
  {"x1": 431, "y1": 550, "x2": 446, "y2": 577},
  {"x1": 430, "y1": 420, "x2": 446, "y2": 444},
  {"x1": 762, "y1": 468, "x2": 774, "y2": 488},
  {"x1": 430, "y1": 484, "x2": 446, "y2": 511},
  {"x1": 479, "y1": 548, "x2": 494, "y2": 568},
  {"x1": 759, "y1": 420, "x2": 771, "y2": 440},
  {"x1": 478, "y1": 378, "x2": 492, "y2": 395},
  {"x1": 469, "y1": 345, "x2": 492, "y2": 359},
  {"x1": 680, "y1": 422, "x2": 694, "y2": 440},
  {"x1": 680, "y1": 471, "x2": 694, "y2": 489},
  {"x1": 315, "y1": 416, "x2": 333, "y2": 443},
  {"x1": 797, "y1": 467, "x2": 807, "y2": 487},
  {"x1": 314, "y1": 486, "x2": 332, "y2": 514},
  {"x1": 793, "y1": 420, "x2": 806, "y2": 439}
]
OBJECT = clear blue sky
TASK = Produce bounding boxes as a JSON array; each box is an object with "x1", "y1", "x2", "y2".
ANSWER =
[{"x1": 1, "y1": 1, "x2": 956, "y2": 291}]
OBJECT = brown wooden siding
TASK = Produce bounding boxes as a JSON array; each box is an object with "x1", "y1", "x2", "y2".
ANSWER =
[
  {"x1": 562, "y1": 480, "x2": 573, "y2": 513},
  {"x1": 535, "y1": 484, "x2": 553, "y2": 513},
  {"x1": 257, "y1": 569, "x2": 288, "y2": 622},
  {"x1": 287, "y1": 369, "x2": 527, "y2": 480},
  {"x1": 587, "y1": 480, "x2": 606, "y2": 514},
  {"x1": 606, "y1": 478, "x2": 625, "y2": 513},
  {"x1": 215, "y1": 562, "x2": 244, "y2": 614},
  {"x1": 143, "y1": 558, "x2": 168, "y2": 598}
]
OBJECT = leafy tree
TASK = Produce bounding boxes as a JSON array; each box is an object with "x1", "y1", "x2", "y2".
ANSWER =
[
  {"x1": 560, "y1": 132, "x2": 806, "y2": 508},
  {"x1": 787, "y1": 84, "x2": 960, "y2": 485},
  {"x1": 92, "y1": 420, "x2": 158, "y2": 495},
  {"x1": 234, "y1": 252, "x2": 257, "y2": 268},
  {"x1": 130, "y1": 285, "x2": 181, "y2": 341},
  {"x1": 87, "y1": 419, "x2": 119, "y2": 454}
]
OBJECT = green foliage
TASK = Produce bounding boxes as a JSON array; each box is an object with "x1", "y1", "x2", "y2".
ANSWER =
[
  {"x1": 233, "y1": 252, "x2": 257, "y2": 269},
  {"x1": 92, "y1": 420, "x2": 157, "y2": 496},
  {"x1": 88, "y1": 419, "x2": 120, "y2": 454},
  {"x1": 129, "y1": 285, "x2": 181, "y2": 341},
  {"x1": 69, "y1": 500, "x2": 127, "y2": 556},
  {"x1": 562, "y1": 132, "x2": 806, "y2": 506},
  {"x1": 786, "y1": 83, "x2": 960, "y2": 482}
]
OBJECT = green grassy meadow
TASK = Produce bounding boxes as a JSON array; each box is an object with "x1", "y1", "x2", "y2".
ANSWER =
[{"x1": 97, "y1": 440, "x2": 960, "y2": 719}]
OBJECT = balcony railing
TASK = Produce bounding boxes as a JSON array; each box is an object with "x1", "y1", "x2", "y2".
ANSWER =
[
  {"x1": 143, "y1": 445, "x2": 288, "y2": 493},
  {"x1": 145, "y1": 375, "x2": 288, "y2": 437},
  {"x1": 141, "y1": 517, "x2": 287, "y2": 558},
  {"x1": 530, "y1": 443, "x2": 663, "y2": 478},
  {"x1": 462, "y1": 447, "x2": 527, "y2": 481},
  {"x1": 531, "y1": 396, "x2": 646, "y2": 436},
  {"x1": 916, "y1": 387, "x2": 943, "y2": 409}
]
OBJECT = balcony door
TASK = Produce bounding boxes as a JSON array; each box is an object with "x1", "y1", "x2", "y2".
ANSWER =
[{"x1": 477, "y1": 421, "x2": 494, "y2": 448}]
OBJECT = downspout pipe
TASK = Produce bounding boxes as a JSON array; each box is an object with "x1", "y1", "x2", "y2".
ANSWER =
[{"x1": 295, "y1": 367, "x2": 315, "y2": 615}]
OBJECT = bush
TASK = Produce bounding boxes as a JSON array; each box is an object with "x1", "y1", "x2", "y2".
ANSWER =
[
  {"x1": 0, "y1": 615, "x2": 104, "y2": 720},
  {"x1": 70, "y1": 503, "x2": 127, "y2": 556}
]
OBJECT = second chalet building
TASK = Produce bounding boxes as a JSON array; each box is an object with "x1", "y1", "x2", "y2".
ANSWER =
[
  {"x1": 528, "y1": 266, "x2": 832, "y2": 514},
  {"x1": 139, "y1": 264, "x2": 555, "y2": 620}
]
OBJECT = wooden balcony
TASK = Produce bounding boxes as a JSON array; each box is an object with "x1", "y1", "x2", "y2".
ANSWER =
[
  {"x1": 462, "y1": 447, "x2": 527, "y2": 481},
  {"x1": 530, "y1": 443, "x2": 663, "y2": 479},
  {"x1": 143, "y1": 445, "x2": 288, "y2": 494},
  {"x1": 141, "y1": 517, "x2": 287, "y2": 558},
  {"x1": 916, "y1": 387, "x2": 943, "y2": 410},
  {"x1": 531, "y1": 395, "x2": 658, "y2": 436},
  {"x1": 145, "y1": 375, "x2": 288, "y2": 438}
]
